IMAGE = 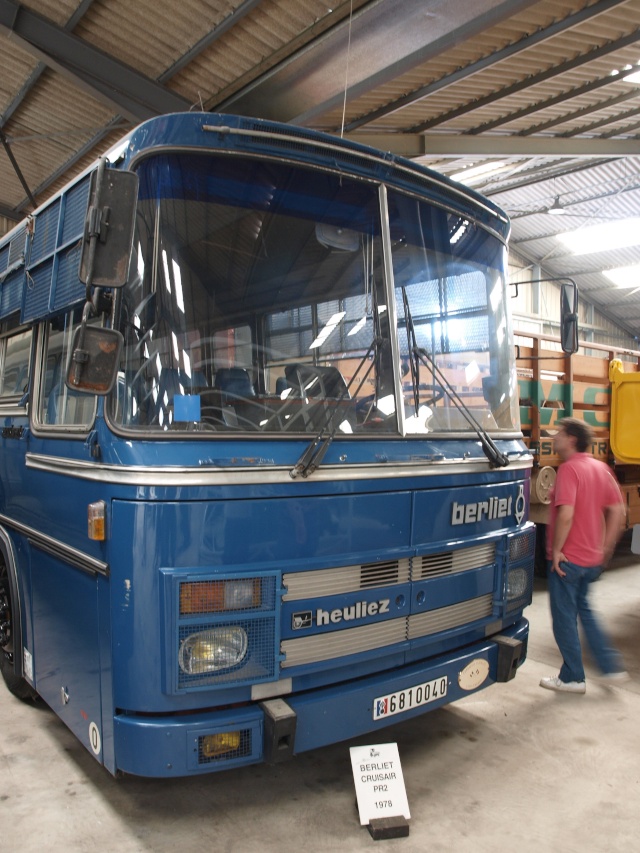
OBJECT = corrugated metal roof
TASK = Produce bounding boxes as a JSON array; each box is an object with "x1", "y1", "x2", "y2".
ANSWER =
[{"x1": 1, "y1": 0, "x2": 640, "y2": 337}]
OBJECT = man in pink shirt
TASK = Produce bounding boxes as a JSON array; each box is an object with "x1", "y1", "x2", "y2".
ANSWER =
[{"x1": 540, "y1": 417, "x2": 628, "y2": 693}]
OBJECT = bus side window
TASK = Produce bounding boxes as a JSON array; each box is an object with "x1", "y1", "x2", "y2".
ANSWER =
[
  {"x1": 37, "y1": 311, "x2": 97, "y2": 428},
  {"x1": 0, "y1": 326, "x2": 32, "y2": 402}
]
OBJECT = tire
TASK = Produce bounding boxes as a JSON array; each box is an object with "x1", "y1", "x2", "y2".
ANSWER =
[{"x1": 0, "y1": 559, "x2": 38, "y2": 701}]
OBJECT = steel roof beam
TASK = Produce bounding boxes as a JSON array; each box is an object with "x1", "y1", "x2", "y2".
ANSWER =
[
  {"x1": 521, "y1": 91, "x2": 640, "y2": 136},
  {"x1": 483, "y1": 157, "x2": 620, "y2": 195},
  {"x1": 0, "y1": 0, "x2": 96, "y2": 128},
  {"x1": 219, "y1": 0, "x2": 539, "y2": 125},
  {"x1": 10, "y1": 118, "x2": 127, "y2": 218},
  {"x1": 0, "y1": 0, "x2": 189, "y2": 122},
  {"x1": 158, "y1": 0, "x2": 264, "y2": 82},
  {"x1": 0, "y1": 130, "x2": 36, "y2": 209},
  {"x1": 558, "y1": 102, "x2": 640, "y2": 138},
  {"x1": 346, "y1": 133, "x2": 640, "y2": 157},
  {"x1": 344, "y1": 0, "x2": 629, "y2": 132},
  {"x1": 0, "y1": 203, "x2": 20, "y2": 221},
  {"x1": 509, "y1": 181, "x2": 640, "y2": 226},
  {"x1": 408, "y1": 28, "x2": 640, "y2": 134},
  {"x1": 472, "y1": 75, "x2": 637, "y2": 136}
]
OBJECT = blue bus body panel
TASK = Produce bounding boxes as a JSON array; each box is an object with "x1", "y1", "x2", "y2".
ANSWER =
[
  {"x1": 112, "y1": 619, "x2": 527, "y2": 777},
  {"x1": 106, "y1": 472, "x2": 529, "y2": 711}
]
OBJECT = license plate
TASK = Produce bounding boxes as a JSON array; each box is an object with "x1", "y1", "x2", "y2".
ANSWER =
[{"x1": 373, "y1": 675, "x2": 448, "y2": 720}]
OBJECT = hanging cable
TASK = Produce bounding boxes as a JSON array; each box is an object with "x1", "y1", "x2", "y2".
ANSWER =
[{"x1": 340, "y1": 0, "x2": 354, "y2": 138}]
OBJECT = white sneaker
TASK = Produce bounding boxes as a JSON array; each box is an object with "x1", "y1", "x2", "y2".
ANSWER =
[
  {"x1": 539, "y1": 675, "x2": 586, "y2": 693},
  {"x1": 600, "y1": 671, "x2": 630, "y2": 683}
]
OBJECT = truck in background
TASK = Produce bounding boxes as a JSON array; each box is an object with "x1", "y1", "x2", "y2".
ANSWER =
[{"x1": 516, "y1": 330, "x2": 640, "y2": 566}]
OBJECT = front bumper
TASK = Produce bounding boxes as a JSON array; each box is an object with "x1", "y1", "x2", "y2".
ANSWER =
[{"x1": 113, "y1": 618, "x2": 528, "y2": 777}]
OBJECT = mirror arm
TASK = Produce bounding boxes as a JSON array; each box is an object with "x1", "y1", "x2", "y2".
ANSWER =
[
  {"x1": 508, "y1": 275, "x2": 577, "y2": 290},
  {"x1": 69, "y1": 300, "x2": 96, "y2": 388},
  {"x1": 82, "y1": 157, "x2": 108, "y2": 296}
]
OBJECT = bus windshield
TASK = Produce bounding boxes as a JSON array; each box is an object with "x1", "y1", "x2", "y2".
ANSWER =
[{"x1": 111, "y1": 152, "x2": 517, "y2": 436}]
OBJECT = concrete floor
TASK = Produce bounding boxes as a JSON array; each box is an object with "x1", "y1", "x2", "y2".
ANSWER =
[{"x1": 1, "y1": 540, "x2": 639, "y2": 853}]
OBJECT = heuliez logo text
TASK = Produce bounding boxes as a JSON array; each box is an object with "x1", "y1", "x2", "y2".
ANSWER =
[{"x1": 292, "y1": 599, "x2": 390, "y2": 630}]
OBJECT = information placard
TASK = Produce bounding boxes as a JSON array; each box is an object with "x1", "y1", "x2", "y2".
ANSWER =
[{"x1": 349, "y1": 742, "x2": 410, "y2": 826}]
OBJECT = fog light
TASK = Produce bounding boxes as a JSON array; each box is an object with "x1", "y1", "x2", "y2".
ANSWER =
[
  {"x1": 178, "y1": 627, "x2": 248, "y2": 674},
  {"x1": 507, "y1": 568, "x2": 528, "y2": 599},
  {"x1": 201, "y1": 732, "x2": 241, "y2": 758}
]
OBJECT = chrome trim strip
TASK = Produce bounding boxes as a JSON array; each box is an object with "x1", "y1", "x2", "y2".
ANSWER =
[
  {"x1": 0, "y1": 406, "x2": 28, "y2": 417},
  {"x1": 0, "y1": 513, "x2": 109, "y2": 577},
  {"x1": 282, "y1": 618, "x2": 407, "y2": 668},
  {"x1": 283, "y1": 558, "x2": 411, "y2": 601},
  {"x1": 379, "y1": 182, "x2": 405, "y2": 437},
  {"x1": 408, "y1": 594, "x2": 493, "y2": 640},
  {"x1": 25, "y1": 452, "x2": 532, "y2": 486},
  {"x1": 413, "y1": 543, "x2": 496, "y2": 579}
]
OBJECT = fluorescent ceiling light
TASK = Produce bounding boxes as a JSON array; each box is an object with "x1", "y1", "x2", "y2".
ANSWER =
[
  {"x1": 450, "y1": 162, "x2": 505, "y2": 185},
  {"x1": 556, "y1": 217, "x2": 640, "y2": 255},
  {"x1": 624, "y1": 70, "x2": 640, "y2": 84},
  {"x1": 603, "y1": 264, "x2": 640, "y2": 288}
]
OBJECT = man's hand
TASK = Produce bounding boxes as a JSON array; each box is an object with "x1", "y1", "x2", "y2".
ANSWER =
[
  {"x1": 552, "y1": 552, "x2": 567, "y2": 577},
  {"x1": 551, "y1": 505, "x2": 573, "y2": 578}
]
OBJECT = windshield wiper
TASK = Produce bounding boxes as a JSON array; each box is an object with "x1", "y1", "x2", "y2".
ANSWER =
[
  {"x1": 401, "y1": 287, "x2": 420, "y2": 415},
  {"x1": 290, "y1": 336, "x2": 382, "y2": 479},
  {"x1": 401, "y1": 286, "x2": 508, "y2": 468},
  {"x1": 412, "y1": 345, "x2": 509, "y2": 467}
]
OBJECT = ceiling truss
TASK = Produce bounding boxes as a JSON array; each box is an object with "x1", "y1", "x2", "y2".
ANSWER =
[{"x1": 1, "y1": 0, "x2": 640, "y2": 336}]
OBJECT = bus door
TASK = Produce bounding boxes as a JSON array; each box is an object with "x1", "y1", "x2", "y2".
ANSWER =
[{"x1": 28, "y1": 309, "x2": 105, "y2": 762}]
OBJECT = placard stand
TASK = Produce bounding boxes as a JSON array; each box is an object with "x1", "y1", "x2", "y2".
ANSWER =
[
  {"x1": 367, "y1": 815, "x2": 410, "y2": 841},
  {"x1": 350, "y1": 743, "x2": 410, "y2": 841}
]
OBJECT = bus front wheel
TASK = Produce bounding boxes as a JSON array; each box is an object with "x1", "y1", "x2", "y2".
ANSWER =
[{"x1": 0, "y1": 560, "x2": 38, "y2": 701}]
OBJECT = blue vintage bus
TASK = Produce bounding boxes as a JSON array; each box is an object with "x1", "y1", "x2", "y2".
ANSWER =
[{"x1": 0, "y1": 112, "x2": 545, "y2": 777}]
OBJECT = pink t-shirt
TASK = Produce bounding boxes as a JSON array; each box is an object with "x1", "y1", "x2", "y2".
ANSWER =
[{"x1": 546, "y1": 453, "x2": 623, "y2": 566}]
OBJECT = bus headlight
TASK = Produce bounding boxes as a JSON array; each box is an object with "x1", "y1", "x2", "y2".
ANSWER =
[
  {"x1": 507, "y1": 567, "x2": 528, "y2": 600},
  {"x1": 178, "y1": 627, "x2": 248, "y2": 674}
]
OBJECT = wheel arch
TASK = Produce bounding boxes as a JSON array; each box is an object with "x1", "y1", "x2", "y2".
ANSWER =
[{"x1": 0, "y1": 524, "x2": 28, "y2": 681}]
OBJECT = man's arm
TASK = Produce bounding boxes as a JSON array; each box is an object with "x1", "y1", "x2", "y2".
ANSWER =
[
  {"x1": 552, "y1": 504, "x2": 574, "y2": 577},
  {"x1": 602, "y1": 501, "x2": 625, "y2": 565}
]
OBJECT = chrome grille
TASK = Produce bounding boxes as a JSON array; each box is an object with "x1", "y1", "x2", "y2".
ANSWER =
[
  {"x1": 413, "y1": 543, "x2": 496, "y2": 579},
  {"x1": 281, "y1": 619, "x2": 407, "y2": 668},
  {"x1": 408, "y1": 594, "x2": 494, "y2": 640},
  {"x1": 280, "y1": 544, "x2": 498, "y2": 669},
  {"x1": 283, "y1": 558, "x2": 411, "y2": 601},
  {"x1": 360, "y1": 559, "x2": 407, "y2": 588}
]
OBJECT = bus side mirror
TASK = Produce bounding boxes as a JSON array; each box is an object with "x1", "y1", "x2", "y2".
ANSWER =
[
  {"x1": 560, "y1": 280, "x2": 579, "y2": 354},
  {"x1": 69, "y1": 159, "x2": 135, "y2": 395},
  {"x1": 79, "y1": 163, "x2": 138, "y2": 288},
  {"x1": 66, "y1": 325, "x2": 123, "y2": 394}
]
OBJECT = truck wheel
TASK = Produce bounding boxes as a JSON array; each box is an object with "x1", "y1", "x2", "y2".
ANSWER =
[{"x1": 0, "y1": 560, "x2": 38, "y2": 701}]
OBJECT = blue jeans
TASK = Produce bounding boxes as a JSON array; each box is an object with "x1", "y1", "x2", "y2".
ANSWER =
[{"x1": 547, "y1": 559, "x2": 624, "y2": 683}]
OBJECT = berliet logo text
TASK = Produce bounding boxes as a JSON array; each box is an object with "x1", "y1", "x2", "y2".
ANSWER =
[
  {"x1": 292, "y1": 599, "x2": 390, "y2": 630},
  {"x1": 451, "y1": 485, "x2": 526, "y2": 526}
]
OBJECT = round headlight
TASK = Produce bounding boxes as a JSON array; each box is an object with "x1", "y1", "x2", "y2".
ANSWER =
[{"x1": 179, "y1": 627, "x2": 248, "y2": 674}]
